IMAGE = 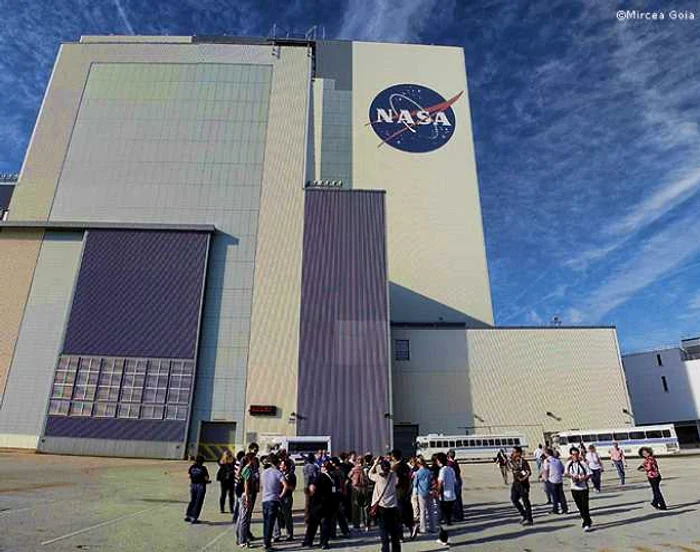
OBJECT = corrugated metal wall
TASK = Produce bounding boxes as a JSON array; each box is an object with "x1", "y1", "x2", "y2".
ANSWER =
[
  {"x1": 297, "y1": 190, "x2": 391, "y2": 453},
  {"x1": 63, "y1": 230, "x2": 208, "y2": 358}
]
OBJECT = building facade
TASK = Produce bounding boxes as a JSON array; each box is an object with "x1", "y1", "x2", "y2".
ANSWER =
[
  {"x1": 0, "y1": 35, "x2": 631, "y2": 459},
  {"x1": 623, "y1": 337, "x2": 700, "y2": 445}
]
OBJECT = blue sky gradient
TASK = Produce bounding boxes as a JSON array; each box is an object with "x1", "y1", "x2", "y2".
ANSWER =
[{"x1": 1, "y1": 0, "x2": 699, "y2": 352}]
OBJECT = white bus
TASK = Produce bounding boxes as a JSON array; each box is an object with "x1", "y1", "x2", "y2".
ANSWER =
[
  {"x1": 263, "y1": 435, "x2": 332, "y2": 463},
  {"x1": 416, "y1": 433, "x2": 528, "y2": 462},
  {"x1": 552, "y1": 425, "x2": 680, "y2": 458}
]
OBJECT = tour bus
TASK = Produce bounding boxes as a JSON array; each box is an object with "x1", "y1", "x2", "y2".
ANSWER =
[
  {"x1": 551, "y1": 424, "x2": 680, "y2": 458},
  {"x1": 416, "y1": 433, "x2": 528, "y2": 462},
  {"x1": 262, "y1": 435, "x2": 332, "y2": 463}
]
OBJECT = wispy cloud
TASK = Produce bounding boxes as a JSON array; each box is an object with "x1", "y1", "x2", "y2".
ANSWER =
[
  {"x1": 338, "y1": 0, "x2": 454, "y2": 43},
  {"x1": 114, "y1": 0, "x2": 136, "y2": 35}
]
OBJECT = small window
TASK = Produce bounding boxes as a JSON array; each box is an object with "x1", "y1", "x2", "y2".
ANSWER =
[
  {"x1": 430, "y1": 441, "x2": 436, "y2": 448},
  {"x1": 70, "y1": 401, "x2": 93, "y2": 417},
  {"x1": 630, "y1": 431, "x2": 645, "y2": 440},
  {"x1": 93, "y1": 403, "x2": 117, "y2": 418},
  {"x1": 661, "y1": 376, "x2": 669, "y2": 393},
  {"x1": 646, "y1": 430, "x2": 662, "y2": 439},
  {"x1": 656, "y1": 353, "x2": 663, "y2": 367},
  {"x1": 394, "y1": 340, "x2": 410, "y2": 361},
  {"x1": 494, "y1": 439, "x2": 502, "y2": 446},
  {"x1": 49, "y1": 400, "x2": 70, "y2": 416},
  {"x1": 456, "y1": 440, "x2": 464, "y2": 447},
  {"x1": 473, "y1": 439, "x2": 481, "y2": 447},
  {"x1": 598, "y1": 433, "x2": 613, "y2": 441},
  {"x1": 118, "y1": 403, "x2": 140, "y2": 419},
  {"x1": 662, "y1": 430, "x2": 671, "y2": 438},
  {"x1": 514, "y1": 438, "x2": 521, "y2": 445},
  {"x1": 506, "y1": 438, "x2": 514, "y2": 446},
  {"x1": 467, "y1": 440, "x2": 475, "y2": 448},
  {"x1": 488, "y1": 439, "x2": 495, "y2": 446},
  {"x1": 613, "y1": 432, "x2": 629, "y2": 441},
  {"x1": 581, "y1": 434, "x2": 595, "y2": 442},
  {"x1": 448, "y1": 440, "x2": 456, "y2": 448},
  {"x1": 165, "y1": 404, "x2": 187, "y2": 421},
  {"x1": 559, "y1": 436, "x2": 569, "y2": 445}
]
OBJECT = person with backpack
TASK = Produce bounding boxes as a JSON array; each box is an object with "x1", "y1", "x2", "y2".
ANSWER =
[
  {"x1": 565, "y1": 447, "x2": 593, "y2": 531},
  {"x1": 370, "y1": 456, "x2": 402, "y2": 552},
  {"x1": 350, "y1": 454, "x2": 371, "y2": 531},
  {"x1": 216, "y1": 450, "x2": 236, "y2": 514},
  {"x1": 638, "y1": 447, "x2": 667, "y2": 510},
  {"x1": 185, "y1": 455, "x2": 211, "y2": 524}
]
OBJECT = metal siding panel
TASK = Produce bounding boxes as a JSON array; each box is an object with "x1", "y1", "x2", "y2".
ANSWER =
[
  {"x1": 43, "y1": 416, "x2": 185, "y2": 442},
  {"x1": 40, "y1": 436, "x2": 182, "y2": 459},
  {"x1": 62, "y1": 230, "x2": 208, "y2": 359},
  {"x1": 0, "y1": 232, "x2": 83, "y2": 443},
  {"x1": 297, "y1": 190, "x2": 390, "y2": 453}
]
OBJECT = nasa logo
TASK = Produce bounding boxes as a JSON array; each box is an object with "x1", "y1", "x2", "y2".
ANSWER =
[{"x1": 368, "y1": 84, "x2": 463, "y2": 153}]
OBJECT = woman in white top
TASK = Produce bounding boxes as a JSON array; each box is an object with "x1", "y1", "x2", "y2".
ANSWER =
[
  {"x1": 585, "y1": 445, "x2": 603, "y2": 493},
  {"x1": 565, "y1": 447, "x2": 593, "y2": 531},
  {"x1": 369, "y1": 457, "x2": 401, "y2": 552}
]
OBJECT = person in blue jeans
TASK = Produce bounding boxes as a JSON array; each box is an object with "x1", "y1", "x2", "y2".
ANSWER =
[
  {"x1": 185, "y1": 455, "x2": 211, "y2": 524},
  {"x1": 261, "y1": 453, "x2": 291, "y2": 552},
  {"x1": 610, "y1": 442, "x2": 626, "y2": 485}
]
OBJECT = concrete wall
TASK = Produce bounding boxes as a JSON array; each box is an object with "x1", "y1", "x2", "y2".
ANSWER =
[
  {"x1": 391, "y1": 327, "x2": 632, "y2": 451},
  {"x1": 351, "y1": 42, "x2": 493, "y2": 327},
  {"x1": 0, "y1": 232, "x2": 83, "y2": 449},
  {"x1": 623, "y1": 349, "x2": 700, "y2": 424},
  {"x1": 0, "y1": 230, "x2": 43, "y2": 402}
]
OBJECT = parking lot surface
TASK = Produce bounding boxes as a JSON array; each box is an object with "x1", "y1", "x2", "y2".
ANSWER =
[{"x1": 1, "y1": 450, "x2": 700, "y2": 551}]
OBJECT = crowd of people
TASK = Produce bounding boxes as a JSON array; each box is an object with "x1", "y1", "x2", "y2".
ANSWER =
[{"x1": 183, "y1": 441, "x2": 669, "y2": 551}]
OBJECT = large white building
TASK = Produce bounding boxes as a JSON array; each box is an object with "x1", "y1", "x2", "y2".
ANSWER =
[
  {"x1": 0, "y1": 35, "x2": 632, "y2": 459},
  {"x1": 623, "y1": 337, "x2": 700, "y2": 446}
]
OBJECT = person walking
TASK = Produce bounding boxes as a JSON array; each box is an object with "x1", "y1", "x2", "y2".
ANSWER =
[
  {"x1": 237, "y1": 452, "x2": 260, "y2": 547},
  {"x1": 232, "y1": 450, "x2": 246, "y2": 523},
  {"x1": 638, "y1": 447, "x2": 667, "y2": 510},
  {"x1": 565, "y1": 447, "x2": 593, "y2": 531},
  {"x1": 585, "y1": 445, "x2": 603, "y2": 493},
  {"x1": 350, "y1": 454, "x2": 371, "y2": 531},
  {"x1": 610, "y1": 442, "x2": 626, "y2": 485},
  {"x1": 412, "y1": 457, "x2": 436, "y2": 535},
  {"x1": 495, "y1": 448, "x2": 509, "y2": 485},
  {"x1": 543, "y1": 448, "x2": 568, "y2": 514},
  {"x1": 217, "y1": 450, "x2": 236, "y2": 514},
  {"x1": 261, "y1": 453, "x2": 290, "y2": 552},
  {"x1": 369, "y1": 457, "x2": 402, "y2": 552},
  {"x1": 507, "y1": 446, "x2": 533, "y2": 526},
  {"x1": 303, "y1": 460, "x2": 336, "y2": 550},
  {"x1": 539, "y1": 449, "x2": 553, "y2": 506},
  {"x1": 185, "y1": 455, "x2": 211, "y2": 524}
]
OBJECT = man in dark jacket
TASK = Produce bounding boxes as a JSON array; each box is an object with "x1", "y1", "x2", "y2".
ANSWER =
[{"x1": 303, "y1": 461, "x2": 336, "y2": 550}]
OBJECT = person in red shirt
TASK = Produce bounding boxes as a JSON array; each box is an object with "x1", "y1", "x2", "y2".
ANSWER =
[{"x1": 637, "y1": 447, "x2": 667, "y2": 510}]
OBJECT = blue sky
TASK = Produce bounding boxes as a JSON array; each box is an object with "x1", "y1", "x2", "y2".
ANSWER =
[{"x1": 1, "y1": 0, "x2": 699, "y2": 353}]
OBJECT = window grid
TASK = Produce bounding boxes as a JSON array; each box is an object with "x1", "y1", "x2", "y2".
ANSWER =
[
  {"x1": 394, "y1": 340, "x2": 410, "y2": 361},
  {"x1": 50, "y1": 355, "x2": 194, "y2": 421}
]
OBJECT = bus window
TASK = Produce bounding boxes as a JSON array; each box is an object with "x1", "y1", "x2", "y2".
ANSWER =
[
  {"x1": 559, "y1": 436, "x2": 568, "y2": 445},
  {"x1": 514, "y1": 438, "x2": 520, "y2": 445},
  {"x1": 456, "y1": 440, "x2": 464, "y2": 447},
  {"x1": 492, "y1": 439, "x2": 500, "y2": 446},
  {"x1": 630, "y1": 431, "x2": 645, "y2": 440},
  {"x1": 646, "y1": 430, "x2": 662, "y2": 439},
  {"x1": 449, "y1": 440, "x2": 456, "y2": 448},
  {"x1": 507, "y1": 438, "x2": 514, "y2": 446},
  {"x1": 430, "y1": 441, "x2": 436, "y2": 448},
  {"x1": 488, "y1": 439, "x2": 495, "y2": 446},
  {"x1": 475, "y1": 439, "x2": 482, "y2": 447},
  {"x1": 662, "y1": 430, "x2": 671, "y2": 438},
  {"x1": 613, "y1": 432, "x2": 628, "y2": 441},
  {"x1": 466, "y1": 441, "x2": 474, "y2": 448},
  {"x1": 581, "y1": 435, "x2": 595, "y2": 442},
  {"x1": 598, "y1": 433, "x2": 613, "y2": 441}
]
